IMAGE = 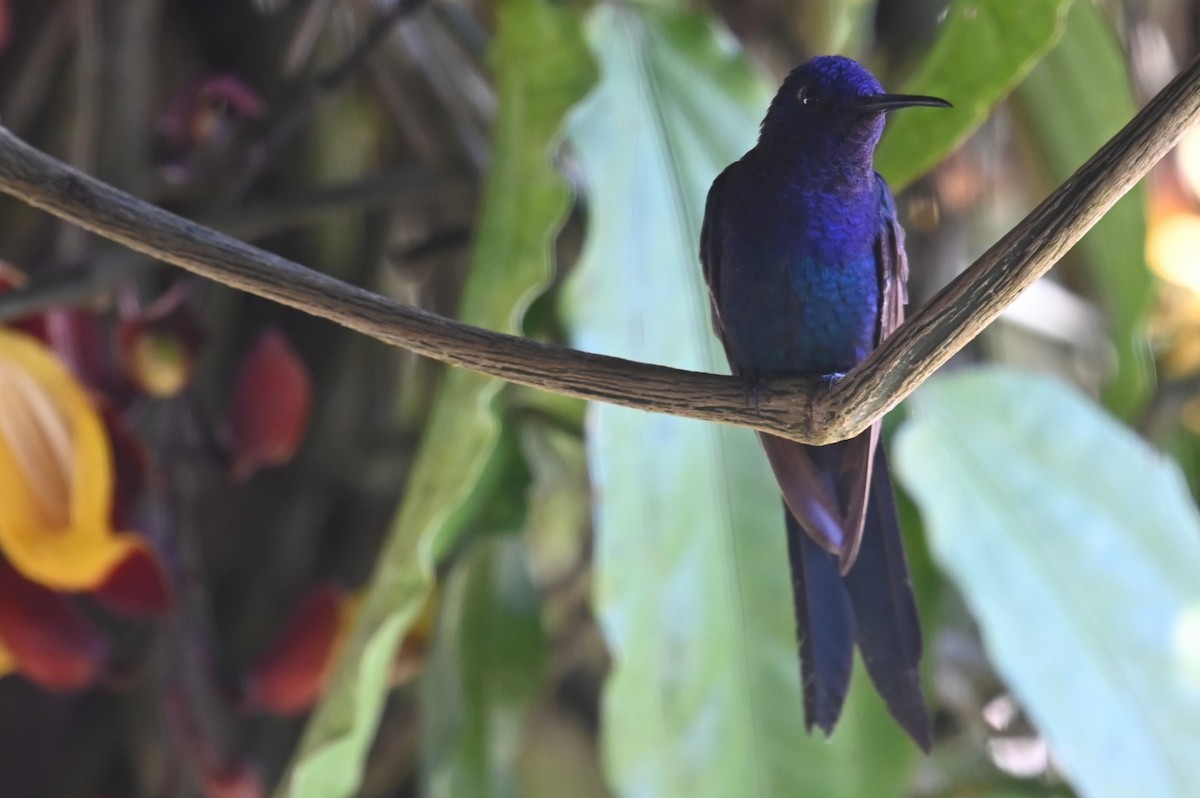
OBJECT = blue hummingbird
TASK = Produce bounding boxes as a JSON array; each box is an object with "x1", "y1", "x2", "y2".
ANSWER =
[{"x1": 700, "y1": 56, "x2": 950, "y2": 749}]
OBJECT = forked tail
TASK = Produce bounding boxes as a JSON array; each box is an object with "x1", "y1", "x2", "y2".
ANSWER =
[{"x1": 785, "y1": 445, "x2": 932, "y2": 750}]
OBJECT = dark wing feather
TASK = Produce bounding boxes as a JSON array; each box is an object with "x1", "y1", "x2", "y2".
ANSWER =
[
  {"x1": 700, "y1": 170, "x2": 729, "y2": 343},
  {"x1": 828, "y1": 424, "x2": 876, "y2": 572},
  {"x1": 844, "y1": 448, "x2": 932, "y2": 750},
  {"x1": 758, "y1": 434, "x2": 853, "y2": 554},
  {"x1": 875, "y1": 172, "x2": 909, "y2": 342}
]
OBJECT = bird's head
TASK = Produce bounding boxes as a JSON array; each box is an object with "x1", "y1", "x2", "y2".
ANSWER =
[{"x1": 758, "y1": 56, "x2": 949, "y2": 162}]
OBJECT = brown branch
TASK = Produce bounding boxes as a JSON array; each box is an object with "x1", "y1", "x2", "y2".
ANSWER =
[
  {"x1": 0, "y1": 167, "x2": 468, "y2": 321},
  {"x1": 0, "y1": 137, "x2": 817, "y2": 440},
  {"x1": 0, "y1": 56, "x2": 1198, "y2": 444}
]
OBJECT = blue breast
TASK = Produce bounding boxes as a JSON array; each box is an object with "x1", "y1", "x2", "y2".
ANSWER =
[{"x1": 714, "y1": 187, "x2": 881, "y2": 375}]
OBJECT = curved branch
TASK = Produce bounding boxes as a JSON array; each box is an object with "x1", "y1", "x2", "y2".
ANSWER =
[
  {"x1": 0, "y1": 126, "x2": 820, "y2": 438},
  {"x1": 0, "y1": 56, "x2": 1197, "y2": 445}
]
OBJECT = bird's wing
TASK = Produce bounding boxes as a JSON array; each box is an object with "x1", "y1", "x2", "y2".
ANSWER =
[
  {"x1": 700, "y1": 169, "x2": 730, "y2": 344},
  {"x1": 760, "y1": 433, "x2": 862, "y2": 556},
  {"x1": 875, "y1": 172, "x2": 910, "y2": 342}
]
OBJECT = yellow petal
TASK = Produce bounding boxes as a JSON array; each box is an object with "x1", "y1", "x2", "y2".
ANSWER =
[
  {"x1": 130, "y1": 332, "x2": 191, "y2": 397},
  {"x1": 0, "y1": 329, "x2": 132, "y2": 590},
  {"x1": 0, "y1": 522, "x2": 146, "y2": 592}
]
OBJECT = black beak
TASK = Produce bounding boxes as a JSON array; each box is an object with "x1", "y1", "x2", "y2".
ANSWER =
[{"x1": 855, "y1": 93, "x2": 952, "y2": 113}]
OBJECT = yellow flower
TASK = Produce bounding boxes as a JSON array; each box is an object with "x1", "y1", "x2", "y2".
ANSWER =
[{"x1": 0, "y1": 329, "x2": 146, "y2": 590}]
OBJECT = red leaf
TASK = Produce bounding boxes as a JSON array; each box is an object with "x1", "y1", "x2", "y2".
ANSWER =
[
  {"x1": 91, "y1": 545, "x2": 173, "y2": 617},
  {"x1": 0, "y1": 562, "x2": 108, "y2": 690},
  {"x1": 223, "y1": 328, "x2": 312, "y2": 479},
  {"x1": 243, "y1": 584, "x2": 345, "y2": 715}
]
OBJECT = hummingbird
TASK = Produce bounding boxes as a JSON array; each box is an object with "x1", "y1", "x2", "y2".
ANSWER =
[{"x1": 700, "y1": 55, "x2": 950, "y2": 749}]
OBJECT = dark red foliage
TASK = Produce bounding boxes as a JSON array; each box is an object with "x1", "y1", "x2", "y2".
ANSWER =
[
  {"x1": 91, "y1": 546, "x2": 172, "y2": 617},
  {"x1": 0, "y1": 563, "x2": 109, "y2": 691},
  {"x1": 223, "y1": 328, "x2": 312, "y2": 480},
  {"x1": 44, "y1": 308, "x2": 128, "y2": 398},
  {"x1": 242, "y1": 583, "x2": 344, "y2": 715}
]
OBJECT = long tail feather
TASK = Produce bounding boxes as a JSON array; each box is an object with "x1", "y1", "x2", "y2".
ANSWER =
[
  {"x1": 786, "y1": 510, "x2": 854, "y2": 734},
  {"x1": 844, "y1": 447, "x2": 932, "y2": 750}
]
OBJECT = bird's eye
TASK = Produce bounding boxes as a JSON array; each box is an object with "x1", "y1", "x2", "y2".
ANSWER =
[{"x1": 797, "y1": 85, "x2": 820, "y2": 106}]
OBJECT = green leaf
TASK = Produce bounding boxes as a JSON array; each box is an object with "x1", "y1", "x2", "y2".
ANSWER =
[
  {"x1": 277, "y1": 3, "x2": 595, "y2": 795},
  {"x1": 894, "y1": 368, "x2": 1200, "y2": 798},
  {"x1": 875, "y1": 0, "x2": 1073, "y2": 192},
  {"x1": 421, "y1": 536, "x2": 546, "y2": 798},
  {"x1": 563, "y1": 7, "x2": 917, "y2": 797},
  {"x1": 1012, "y1": 0, "x2": 1154, "y2": 417}
]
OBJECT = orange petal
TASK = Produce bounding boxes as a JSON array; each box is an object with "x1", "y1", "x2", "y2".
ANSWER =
[
  {"x1": 0, "y1": 329, "x2": 139, "y2": 590},
  {"x1": 0, "y1": 561, "x2": 108, "y2": 690},
  {"x1": 223, "y1": 328, "x2": 312, "y2": 480}
]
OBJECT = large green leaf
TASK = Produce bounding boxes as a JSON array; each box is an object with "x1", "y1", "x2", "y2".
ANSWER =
[
  {"x1": 876, "y1": 0, "x2": 1073, "y2": 191},
  {"x1": 277, "y1": 3, "x2": 595, "y2": 795},
  {"x1": 894, "y1": 368, "x2": 1200, "y2": 798},
  {"x1": 1012, "y1": 0, "x2": 1153, "y2": 417},
  {"x1": 421, "y1": 535, "x2": 545, "y2": 798},
  {"x1": 562, "y1": 7, "x2": 916, "y2": 797}
]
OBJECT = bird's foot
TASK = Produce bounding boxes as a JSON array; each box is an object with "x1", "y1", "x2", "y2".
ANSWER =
[{"x1": 823, "y1": 371, "x2": 847, "y2": 388}]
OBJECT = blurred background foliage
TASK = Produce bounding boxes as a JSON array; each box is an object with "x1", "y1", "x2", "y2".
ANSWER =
[{"x1": 0, "y1": 0, "x2": 1199, "y2": 796}]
